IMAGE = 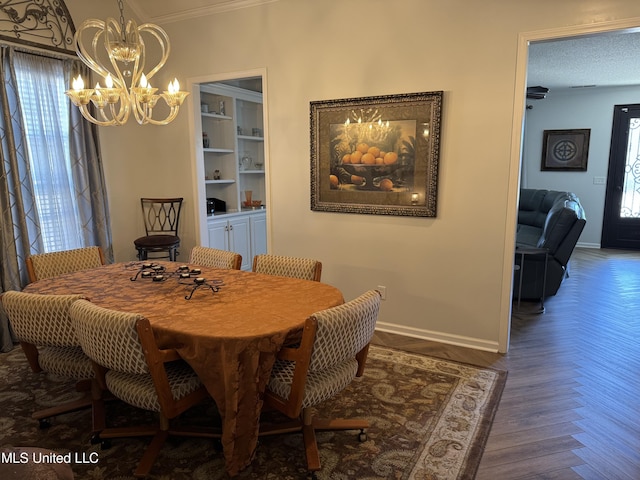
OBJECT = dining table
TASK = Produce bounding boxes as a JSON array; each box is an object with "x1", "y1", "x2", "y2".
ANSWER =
[{"x1": 24, "y1": 260, "x2": 345, "y2": 477}]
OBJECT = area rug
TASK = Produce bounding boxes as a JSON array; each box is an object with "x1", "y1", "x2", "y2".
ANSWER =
[{"x1": 0, "y1": 345, "x2": 506, "y2": 479}]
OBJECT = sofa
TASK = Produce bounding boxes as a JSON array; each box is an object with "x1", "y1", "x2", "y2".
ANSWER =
[{"x1": 514, "y1": 189, "x2": 586, "y2": 300}]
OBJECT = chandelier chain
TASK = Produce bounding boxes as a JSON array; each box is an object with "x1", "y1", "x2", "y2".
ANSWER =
[{"x1": 117, "y1": 0, "x2": 126, "y2": 41}]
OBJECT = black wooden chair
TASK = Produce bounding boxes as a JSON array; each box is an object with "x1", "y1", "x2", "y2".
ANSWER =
[{"x1": 134, "y1": 198, "x2": 183, "y2": 261}]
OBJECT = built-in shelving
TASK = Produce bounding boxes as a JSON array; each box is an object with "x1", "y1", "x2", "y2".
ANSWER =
[{"x1": 195, "y1": 80, "x2": 267, "y2": 269}]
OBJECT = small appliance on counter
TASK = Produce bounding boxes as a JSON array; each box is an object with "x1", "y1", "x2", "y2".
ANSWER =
[{"x1": 206, "y1": 198, "x2": 226, "y2": 215}]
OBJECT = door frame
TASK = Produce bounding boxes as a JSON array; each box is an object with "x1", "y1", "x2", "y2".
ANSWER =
[{"x1": 501, "y1": 19, "x2": 640, "y2": 352}]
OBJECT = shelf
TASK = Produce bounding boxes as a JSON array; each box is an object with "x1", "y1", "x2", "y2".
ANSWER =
[
  {"x1": 238, "y1": 135, "x2": 264, "y2": 142},
  {"x1": 201, "y1": 112, "x2": 232, "y2": 120},
  {"x1": 239, "y1": 170, "x2": 265, "y2": 174},
  {"x1": 205, "y1": 179, "x2": 235, "y2": 184},
  {"x1": 204, "y1": 148, "x2": 234, "y2": 153}
]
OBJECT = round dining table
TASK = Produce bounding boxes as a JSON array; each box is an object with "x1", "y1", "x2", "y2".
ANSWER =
[{"x1": 24, "y1": 261, "x2": 344, "y2": 477}]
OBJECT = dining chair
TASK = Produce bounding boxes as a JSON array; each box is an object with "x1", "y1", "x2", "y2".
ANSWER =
[
  {"x1": 69, "y1": 299, "x2": 218, "y2": 478},
  {"x1": 134, "y1": 198, "x2": 183, "y2": 262},
  {"x1": 189, "y1": 245, "x2": 242, "y2": 270},
  {"x1": 260, "y1": 289, "x2": 381, "y2": 475},
  {"x1": 0, "y1": 291, "x2": 94, "y2": 428},
  {"x1": 26, "y1": 246, "x2": 106, "y2": 283},
  {"x1": 252, "y1": 254, "x2": 322, "y2": 281}
]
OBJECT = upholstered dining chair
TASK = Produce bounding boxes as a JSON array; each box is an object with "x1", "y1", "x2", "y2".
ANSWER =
[
  {"x1": 189, "y1": 245, "x2": 242, "y2": 270},
  {"x1": 0, "y1": 291, "x2": 94, "y2": 428},
  {"x1": 260, "y1": 289, "x2": 381, "y2": 475},
  {"x1": 69, "y1": 299, "x2": 217, "y2": 478},
  {"x1": 26, "y1": 246, "x2": 105, "y2": 283},
  {"x1": 252, "y1": 254, "x2": 322, "y2": 281},
  {"x1": 134, "y1": 198, "x2": 183, "y2": 262}
]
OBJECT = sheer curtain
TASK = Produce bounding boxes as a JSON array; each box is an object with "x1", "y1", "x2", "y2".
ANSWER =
[
  {"x1": 0, "y1": 46, "x2": 112, "y2": 351},
  {"x1": 14, "y1": 52, "x2": 84, "y2": 251}
]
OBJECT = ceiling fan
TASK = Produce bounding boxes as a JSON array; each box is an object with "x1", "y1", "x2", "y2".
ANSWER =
[{"x1": 526, "y1": 85, "x2": 549, "y2": 100}]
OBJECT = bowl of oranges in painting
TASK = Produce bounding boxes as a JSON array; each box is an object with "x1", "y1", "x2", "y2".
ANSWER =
[{"x1": 333, "y1": 142, "x2": 403, "y2": 191}]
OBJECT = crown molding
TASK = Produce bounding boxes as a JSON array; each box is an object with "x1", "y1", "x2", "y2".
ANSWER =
[{"x1": 127, "y1": 0, "x2": 279, "y2": 25}]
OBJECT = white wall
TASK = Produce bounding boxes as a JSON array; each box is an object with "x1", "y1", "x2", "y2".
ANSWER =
[
  {"x1": 523, "y1": 86, "x2": 640, "y2": 247},
  {"x1": 65, "y1": 0, "x2": 640, "y2": 352}
]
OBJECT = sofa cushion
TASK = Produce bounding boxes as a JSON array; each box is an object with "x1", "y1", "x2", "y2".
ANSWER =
[
  {"x1": 516, "y1": 224, "x2": 543, "y2": 247},
  {"x1": 517, "y1": 189, "x2": 549, "y2": 228}
]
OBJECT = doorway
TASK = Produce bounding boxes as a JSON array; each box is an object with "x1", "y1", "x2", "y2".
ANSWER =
[
  {"x1": 501, "y1": 21, "x2": 640, "y2": 352},
  {"x1": 188, "y1": 69, "x2": 270, "y2": 265},
  {"x1": 602, "y1": 104, "x2": 640, "y2": 249}
]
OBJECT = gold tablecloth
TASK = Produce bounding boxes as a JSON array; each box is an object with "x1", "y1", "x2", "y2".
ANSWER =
[{"x1": 24, "y1": 261, "x2": 344, "y2": 476}]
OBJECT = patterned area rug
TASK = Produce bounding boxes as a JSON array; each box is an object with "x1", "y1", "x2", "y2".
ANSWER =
[{"x1": 0, "y1": 345, "x2": 506, "y2": 479}]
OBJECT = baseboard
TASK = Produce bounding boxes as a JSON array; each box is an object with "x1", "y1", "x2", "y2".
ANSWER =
[
  {"x1": 576, "y1": 242, "x2": 600, "y2": 249},
  {"x1": 375, "y1": 322, "x2": 500, "y2": 353}
]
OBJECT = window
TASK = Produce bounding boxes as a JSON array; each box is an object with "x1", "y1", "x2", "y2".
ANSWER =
[{"x1": 13, "y1": 52, "x2": 84, "y2": 252}]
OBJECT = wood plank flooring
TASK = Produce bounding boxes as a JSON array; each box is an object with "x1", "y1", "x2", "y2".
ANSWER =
[{"x1": 371, "y1": 247, "x2": 640, "y2": 479}]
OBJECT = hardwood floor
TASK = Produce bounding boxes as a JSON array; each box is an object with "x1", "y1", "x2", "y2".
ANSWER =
[{"x1": 371, "y1": 247, "x2": 640, "y2": 479}]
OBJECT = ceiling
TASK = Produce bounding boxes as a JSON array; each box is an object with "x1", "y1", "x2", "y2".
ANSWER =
[
  {"x1": 527, "y1": 30, "x2": 640, "y2": 93},
  {"x1": 125, "y1": 1, "x2": 640, "y2": 93}
]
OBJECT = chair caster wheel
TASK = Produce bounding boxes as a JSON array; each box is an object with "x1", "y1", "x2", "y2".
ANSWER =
[
  {"x1": 358, "y1": 430, "x2": 367, "y2": 442},
  {"x1": 38, "y1": 418, "x2": 51, "y2": 429},
  {"x1": 100, "y1": 439, "x2": 112, "y2": 450},
  {"x1": 90, "y1": 433, "x2": 101, "y2": 445}
]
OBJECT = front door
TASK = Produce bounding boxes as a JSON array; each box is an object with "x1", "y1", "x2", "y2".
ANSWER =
[{"x1": 601, "y1": 104, "x2": 640, "y2": 249}]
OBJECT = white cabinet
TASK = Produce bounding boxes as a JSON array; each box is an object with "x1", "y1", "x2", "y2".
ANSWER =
[
  {"x1": 250, "y1": 212, "x2": 267, "y2": 260},
  {"x1": 207, "y1": 212, "x2": 265, "y2": 271}
]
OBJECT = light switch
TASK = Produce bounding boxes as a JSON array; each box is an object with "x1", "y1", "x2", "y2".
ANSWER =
[{"x1": 593, "y1": 176, "x2": 606, "y2": 185}]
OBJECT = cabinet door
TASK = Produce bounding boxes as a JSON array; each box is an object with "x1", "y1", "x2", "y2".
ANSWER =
[
  {"x1": 250, "y1": 213, "x2": 267, "y2": 265},
  {"x1": 208, "y1": 220, "x2": 229, "y2": 250},
  {"x1": 228, "y1": 216, "x2": 251, "y2": 270}
]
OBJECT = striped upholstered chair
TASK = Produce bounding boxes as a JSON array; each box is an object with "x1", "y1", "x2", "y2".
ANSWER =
[
  {"x1": 252, "y1": 254, "x2": 322, "y2": 281},
  {"x1": 70, "y1": 300, "x2": 216, "y2": 478},
  {"x1": 0, "y1": 291, "x2": 93, "y2": 428},
  {"x1": 189, "y1": 246, "x2": 242, "y2": 270},
  {"x1": 26, "y1": 246, "x2": 105, "y2": 283},
  {"x1": 260, "y1": 289, "x2": 381, "y2": 475}
]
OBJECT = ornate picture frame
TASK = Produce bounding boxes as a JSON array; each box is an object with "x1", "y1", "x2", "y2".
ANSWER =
[
  {"x1": 541, "y1": 129, "x2": 590, "y2": 171},
  {"x1": 310, "y1": 91, "x2": 443, "y2": 217}
]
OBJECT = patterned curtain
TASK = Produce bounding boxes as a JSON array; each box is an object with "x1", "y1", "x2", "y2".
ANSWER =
[
  {"x1": 0, "y1": 46, "x2": 112, "y2": 352},
  {"x1": 68, "y1": 61, "x2": 113, "y2": 256}
]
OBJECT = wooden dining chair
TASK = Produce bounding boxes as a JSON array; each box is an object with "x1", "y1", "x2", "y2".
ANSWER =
[
  {"x1": 189, "y1": 246, "x2": 242, "y2": 270},
  {"x1": 260, "y1": 289, "x2": 381, "y2": 475},
  {"x1": 26, "y1": 246, "x2": 105, "y2": 283},
  {"x1": 0, "y1": 291, "x2": 94, "y2": 428},
  {"x1": 134, "y1": 198, "x2": 183, "y2": 262},
  {"x1": 252, "y1": 254, "x2": 322, "y2": 281},
  {"x1": 69, "y1": 299, "x2": 218, "y2": 478}
]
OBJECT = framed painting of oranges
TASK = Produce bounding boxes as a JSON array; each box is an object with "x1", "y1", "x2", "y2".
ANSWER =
[{"x1": 310, "y1": 91, "x2": 442, "y2": 217}]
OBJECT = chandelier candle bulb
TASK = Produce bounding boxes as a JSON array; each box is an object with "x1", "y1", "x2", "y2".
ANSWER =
[{"x1": 66, "y1": 75, "x2": 93, "y2": 106}]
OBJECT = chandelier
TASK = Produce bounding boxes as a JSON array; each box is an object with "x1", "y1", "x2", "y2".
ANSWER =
[
  {"x1": 344, "y1": 108, "x2": 391, "y2": 144},
  {"x1": 65, "y1": 0, "x2": 189, "y2": 126}
]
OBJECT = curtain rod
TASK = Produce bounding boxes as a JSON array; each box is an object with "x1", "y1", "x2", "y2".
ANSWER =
[{"x1": 0, "y1": 40, "x2": 78, "y2": 61}]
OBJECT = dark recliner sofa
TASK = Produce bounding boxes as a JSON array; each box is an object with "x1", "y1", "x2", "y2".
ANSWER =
[{"x1": 514, "y1": 189, "x2": 586, "y2": 300}]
